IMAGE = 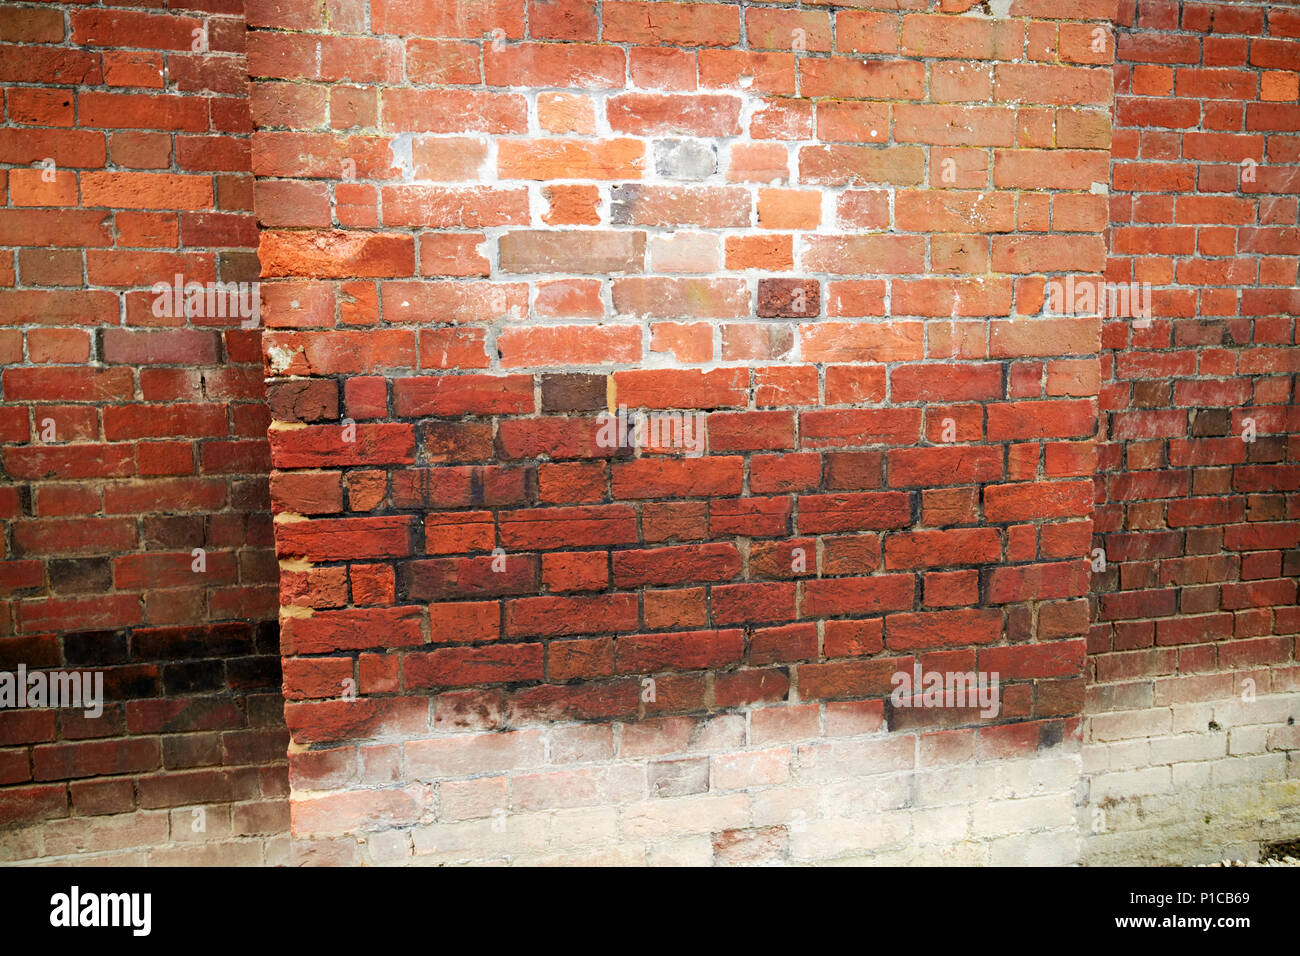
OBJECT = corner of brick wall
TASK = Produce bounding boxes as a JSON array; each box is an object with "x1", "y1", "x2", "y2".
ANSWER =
[{"x1": 0, "y1": 0, "x2": 287, "y2": 865}]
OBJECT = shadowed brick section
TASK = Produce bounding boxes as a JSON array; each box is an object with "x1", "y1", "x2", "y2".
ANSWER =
[
  {"x1": 0, "y1": 0, "x2": 285, "y2": 865},
  {"x1": 1083, "y1": 2, "x2": 1300, "y2": 866},
  {"x1": 0, "y1": 622, "x2": 288, "y2": 864}
]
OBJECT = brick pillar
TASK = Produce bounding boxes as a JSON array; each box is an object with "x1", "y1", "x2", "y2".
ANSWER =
[{"x1": 252, "y1": 0, "x2": 1114, "y2": 865}]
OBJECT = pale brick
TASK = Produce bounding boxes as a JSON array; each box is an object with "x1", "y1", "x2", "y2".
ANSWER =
[
  {"x1": 1211, "y1": 753, "x2": 1286, "y2": 787},
  {"x1": 410, "y1": 814, "x2": 549, "y2": 859},
  {"x1": 621, "y1": 793, "x2": 749, "y2": 840},
  {"x1": 1229, "y1": 725, "x2": 1269, "y2": 755},
  {"x1": 1091, "y1": 766, "x2": 1171, "y2": 800},
  {"x1": 1090, "y1": 708, "x2": 1171, "y2": 742},
  {"x1": 1149, "y1": 733, "x2": 1227, "y2": 766},
  {"x1": 511, "y1": 765, "x2": 644, "y2": 810},
  {"x1": 711, "y1": 747, "x2": 791, "y2": 790},
  {"x1": 365, "y1": 828, "x2": 413, "y2": 863},
  {"x1": 405, "y1": 730, "x2": 546, "y2": 778},
  {"x1": 653, "y1": 138, "x2": 717, "y2": 180},
  {"x1": 987, "y1": 829, "x2": 1078, "y2": 866},
  {"x1": 42, "y1": 811, "x2": 170, "y2": 857},
  {"x1": 794, "y1": 736, "x2": 914, "y2": 782},
  {"x1": 546, "y1": 806, "x2": 619, "y2": 846},
  {"x1": 788, "y1": 813, "x2": 910, "y2": 861},
  {"x1": 911, "y1": 805, "x2": 970, "y2": 844},
  {"x1": 1105, "y1": 738, "x2": 1151, "y2": 771},
  {"x1": 646, "y1": 836, "x2": 713, "y2": 866},
  {"x1": 549, "y1": 724, "x2": 615, "y2": 764},
  {"x1": 973, "y1": 793, "x2": 1074, "y2": 836},
  {"x1": 168, "y1": 804, "x2": 232, "y2": 842},
  {"x1": 646, "y1": 231, "x2": 720, "y2": 274},
  {"x1": 749, "y1": 703, "x2": 820, "y2": 745},
  {"x1": 648, "y1": 756, "x2": 709, "y2": 797},
  {"x1": 439, "y1": 775, "x2": 508, "y2": 820}
]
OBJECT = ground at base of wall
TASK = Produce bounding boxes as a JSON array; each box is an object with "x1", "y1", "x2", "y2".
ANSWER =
[{"x1": 1204, "y1": 857, "x2": 1300, "y2": 866}]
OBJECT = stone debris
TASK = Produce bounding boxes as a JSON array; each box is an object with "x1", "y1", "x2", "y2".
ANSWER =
[{"x1": 1201, "y1": 856, "x2": 1300, "y2": 867}]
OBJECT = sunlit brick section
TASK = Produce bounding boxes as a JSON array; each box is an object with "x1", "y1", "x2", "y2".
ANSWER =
[{"x1": 252, "y1": 0, "x2": 1114, "y2": 865}]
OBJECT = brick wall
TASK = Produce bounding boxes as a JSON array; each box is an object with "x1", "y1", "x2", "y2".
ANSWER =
[
  {"x1": 0, "y1": 1, "x2": 287, "y2": 864},
  {"x1": 252, "y1": 0, "x2": 1120, "y2": 865},
  {"x1": 1084, "y1": 0, "x2": 1299, "y2": 864},
  {"x1": 2, "y1": 0, "x2": 1295, "y2": 868}
]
